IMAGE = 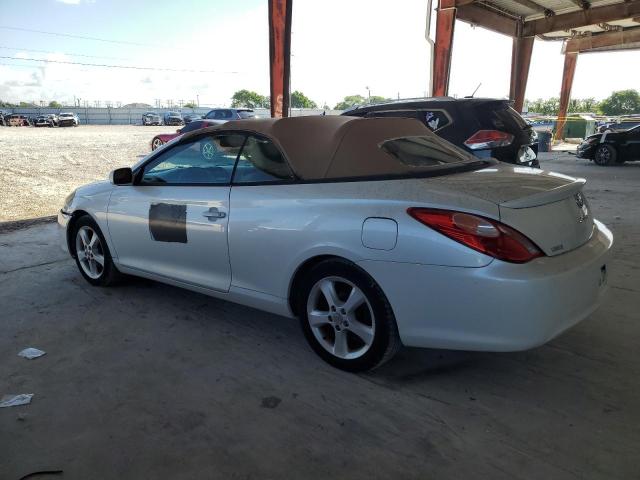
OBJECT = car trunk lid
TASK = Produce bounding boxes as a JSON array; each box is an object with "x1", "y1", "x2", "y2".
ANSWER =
[{"x1": 422, "y1": 166, "x2": 594, "y2": 256}]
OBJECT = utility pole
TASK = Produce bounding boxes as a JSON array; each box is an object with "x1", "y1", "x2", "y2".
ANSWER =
[{"x1": 196, "y1": 94, "x2": 200, "y2": 107}]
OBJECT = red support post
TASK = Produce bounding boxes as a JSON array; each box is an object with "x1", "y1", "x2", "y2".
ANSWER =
[
  {"x1": 509, "y1": 36, "x2": 534, "y2": 113},
  {"x1": 432, "y1": 0, "x2": 456, "y2": 97},
  {"x1": 268, "y1": 0, "x2": 292, "y2": 118},
  {"x1": 555, "y1": 52, "x2": 578, "y2": 141}
]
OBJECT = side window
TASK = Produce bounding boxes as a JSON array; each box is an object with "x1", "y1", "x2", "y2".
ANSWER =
[
  {"x1": 233, "y1": 135, "x2": 295, "y2": 184},
  {"x1": 140, "y1": 134, "x2": 245, "y2": 185}
]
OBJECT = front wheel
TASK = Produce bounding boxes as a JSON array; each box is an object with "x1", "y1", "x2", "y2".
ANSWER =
[
  {"x1": 151, "y1": 137, "x2": 163, "y2": 150},
  {"x1": 297, "y1": 259, "x2": 401, "y2": 372},
  {"x1": 72, "y1": 215, "x2": 120, "y2": 286},
  {"x1": 594, "y1": 144, "x2": 617, "y2": 166}
]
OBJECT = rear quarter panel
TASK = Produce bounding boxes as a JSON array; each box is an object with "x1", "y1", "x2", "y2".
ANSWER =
[{"x1": 228, "y1": 178, "x2": 498, "y2": 299}]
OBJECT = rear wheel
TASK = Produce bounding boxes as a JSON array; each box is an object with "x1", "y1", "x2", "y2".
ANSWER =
[
  {"x1": 151, "y1": 137, "x2": 163, "y2": 150},
  {"x1": 296, "y1": 259, "x2": 401, "y2": 372},
  {"x1": 72, "y1": 216, "x2": 120, "y2": 286},
  {"x1": 594, "y1": 144, "x2": 617, "y2": 166}
]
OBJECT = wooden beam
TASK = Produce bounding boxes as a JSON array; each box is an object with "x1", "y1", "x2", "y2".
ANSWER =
[
  {"x1": 555, "y1": 52, "x2": 578, "y2": 141},
  {"x1": 563, "y1": 26, "x2": 640, "y2": 53},
  {"x1": 456, "y1": 3, "x2": 520, "y2": 36},
  {"x1": 268, "y1": 0, "x2": 292, "y2": 118},
  {"x1": 523, "y1": 0, "x2": 640, "y2": 36},
  {"x1": 433, "y1": 1, "x2": 457, "y2": 96},
  {"x1": 510, "y1": 36, "x2": 535, "y2": 113}
]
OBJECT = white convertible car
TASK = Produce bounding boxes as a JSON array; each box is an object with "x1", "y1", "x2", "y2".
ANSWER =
[{"x1": 59, "y1": 116, "x2": 612, "y2": 371}]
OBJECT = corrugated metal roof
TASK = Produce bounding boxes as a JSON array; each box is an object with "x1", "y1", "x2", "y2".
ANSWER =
[{"x1": 460, "y1": 0, "x2": 639, "y2": 40}]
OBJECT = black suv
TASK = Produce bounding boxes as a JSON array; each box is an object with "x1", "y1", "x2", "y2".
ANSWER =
[{"x1": 343, "y1": 98, "x2": 539, "y2": 167}]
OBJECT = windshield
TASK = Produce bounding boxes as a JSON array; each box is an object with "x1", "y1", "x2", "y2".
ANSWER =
[
  {"x1": 380, "y1": 135, "x2": 476, "y2": 168},
  {"x1": 168, "y1": 112, "x2": 181, "y2": 116},
  {"x1": 59, "y1": 113, "x2": 73, "y2": 118}
]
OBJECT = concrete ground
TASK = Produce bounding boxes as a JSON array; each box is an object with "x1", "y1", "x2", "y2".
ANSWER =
[{"x1": 1, "y1": 153, "x2": 639, "y2": 479}]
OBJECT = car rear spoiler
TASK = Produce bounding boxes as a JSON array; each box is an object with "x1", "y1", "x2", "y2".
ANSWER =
[{"x1": 500, "y1": 178, "x2": 586, "y2": 209}]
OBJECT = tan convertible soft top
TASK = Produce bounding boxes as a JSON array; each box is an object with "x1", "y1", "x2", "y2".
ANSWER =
[{"x1": 200, "y1": 115, "x2": 473, "y2": 180}]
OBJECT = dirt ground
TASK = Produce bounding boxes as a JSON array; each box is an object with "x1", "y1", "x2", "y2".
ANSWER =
[
  {"x1": 0, "y1": 152, "x2": 639, "y2": 478},
  {"x1": 0, "y1": 125, "x2": 178, "y2": 222}
]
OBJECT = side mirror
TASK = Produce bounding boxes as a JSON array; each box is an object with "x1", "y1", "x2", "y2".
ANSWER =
[
  {"x1": 110, "y1": 167, "x2": 133, "y2": 185},
  {"x1": 176, "y1": 128, "x2": 182, "y2": 133}
]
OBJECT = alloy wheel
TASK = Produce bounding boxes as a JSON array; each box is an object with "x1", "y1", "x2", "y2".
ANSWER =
[
  {"x1": 152, "y1": 138, "x2": 163, "y2": 150},
  {"x1": 596, "y1": 146, "x2": 610, "y2": 165},
  {"x1": 75, "y1": 226, "x2": 105, "y2": 280},
  {"x1": 306, "y1": 276, "x2": 375, "y2": 360}
]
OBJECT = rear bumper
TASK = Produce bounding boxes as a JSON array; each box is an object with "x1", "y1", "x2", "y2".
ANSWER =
[{"x1": 358, "y1": 220, "x2": 613, "y2": 351}]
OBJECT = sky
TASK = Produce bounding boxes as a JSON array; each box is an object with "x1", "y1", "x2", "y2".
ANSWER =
[{"x1": 0, "y1": 0, "x2": 638, "y2": 108}]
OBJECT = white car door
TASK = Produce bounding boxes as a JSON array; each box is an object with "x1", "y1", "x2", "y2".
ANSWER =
[{"x1": 107, "y1": 133, "x2": 246, "y2": 292}]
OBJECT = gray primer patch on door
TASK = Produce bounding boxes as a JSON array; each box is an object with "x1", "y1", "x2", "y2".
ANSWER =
[{"x1": 149, "y1": 203, "x2": 187, "y2": 243}]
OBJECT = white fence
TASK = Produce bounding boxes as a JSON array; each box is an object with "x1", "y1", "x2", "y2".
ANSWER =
[{"x1": 4, "y1": 107, "x2": 342, "y2": 125}]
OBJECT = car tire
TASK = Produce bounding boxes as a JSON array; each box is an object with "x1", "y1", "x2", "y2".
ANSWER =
[
  {"x1": 594, "y1": 144, "x2": 617, "y2": 166},
  {"x1": 72, "y1": 215, "x2": 121, "y2": 287},
  {"x1": 296, "y1": 259, "x2": 401, "y2": 372},
  {"x1": 151, "y1": 137, "x2": 164, "y2": 150}
]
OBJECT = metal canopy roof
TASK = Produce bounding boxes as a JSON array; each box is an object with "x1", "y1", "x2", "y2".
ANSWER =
[{"x1": 452, "y1": 0, "x2": 640, "y2": 49}]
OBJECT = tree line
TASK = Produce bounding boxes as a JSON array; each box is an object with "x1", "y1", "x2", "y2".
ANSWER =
[
  {"x1": 3, "y1": 89, "x2": 638, "y2": 115},
  {"x1": 526, "y1": 89, "x2": 640, "y2": 116}
]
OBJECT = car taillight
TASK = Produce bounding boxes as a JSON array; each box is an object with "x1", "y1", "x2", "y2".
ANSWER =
[
  {"x1": 407, "y1": 208, "x2": 543, "y2": 263},
  {"x1": 464, "y1": 130, "x2": 514, "y2": 150}
]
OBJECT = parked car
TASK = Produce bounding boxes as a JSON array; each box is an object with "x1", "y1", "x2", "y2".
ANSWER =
[
  {"x1": 150, "y1": 119, "x2": 226, "y2": 150},
  {"x1": 34, "y1": 114, "x2": 58, "y2": 127},
  {"x1": 58, "y1": 112, "x2": 79, "y2": 127},
  {"x1": 204, "y1": 108, "x2": 258, "y2": 120},
  {"x1": 142, "y1": 112, "x2": 161, "y2": 126},
  {"x1": 60, "y1": 116, "x2": 612, "y2": 371},
  {"x1": 164, "y1": 111, "x2": 184, "y2": 126},
  {"x1": 343, "y1": 98, "x2": 539, "y2": 167},
  {"x1": 7, "y1": 114, "x2": 31, "y2": 126},
  {"x1": 183, "y1": 113, "x2": 202, "y2": 124},
  {"x1": 577, "y1": 125, "x2": 640, "y2": 165},
  {"x1": 598, "y1": 120, "x2": 640, "y2": 133},
  {"x1": 0, "y1": 110, "x2": 8, "y2": 126}
]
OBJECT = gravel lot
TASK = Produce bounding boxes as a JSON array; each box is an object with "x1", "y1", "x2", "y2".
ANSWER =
[{"x1": 0, "y1": 125, "x2": 178, "y2": 222}]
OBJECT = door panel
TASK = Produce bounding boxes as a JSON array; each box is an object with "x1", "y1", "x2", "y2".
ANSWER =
[
  {"x1": 108, "y1": 186, "x2": 231, "y2": 291},
  {"x1": 106, "y1": 133, "x2": 246, "y2": 292}
]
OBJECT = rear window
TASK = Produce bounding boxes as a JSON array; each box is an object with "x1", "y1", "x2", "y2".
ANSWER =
[
  {"x1": 380, "y1": 135, "x2": 475, "y2": 168},
  {"x1": 238, "y1": 111, "x2": 257, "y2": 119},
  {"x1": 475, "y1": 104, "x2": 529, "y2": 131}
]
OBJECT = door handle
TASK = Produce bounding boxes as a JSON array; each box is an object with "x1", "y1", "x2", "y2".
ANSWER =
[{"x1": 202, "y1": 208, "x2": 226, "y2": 220}]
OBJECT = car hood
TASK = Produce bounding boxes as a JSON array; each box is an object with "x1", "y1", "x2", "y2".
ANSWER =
[
  {"x1": 75, "y1": 180, "x2": 113, "y2": 198},
  {"x1": 157, "y1": 133, "x2": 181, "y2": 141},
  {"x1": 584, "y1": 134, "x2": 602, "y2": 142}
]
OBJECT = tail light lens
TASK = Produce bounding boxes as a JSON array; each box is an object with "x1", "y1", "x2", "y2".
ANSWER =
[
  {"x1": 464, "y1": 130, "x2": 514, "y2": 150},
  {"x1": 407, "y1": 208, "x2": 543, "y2": 263}
]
